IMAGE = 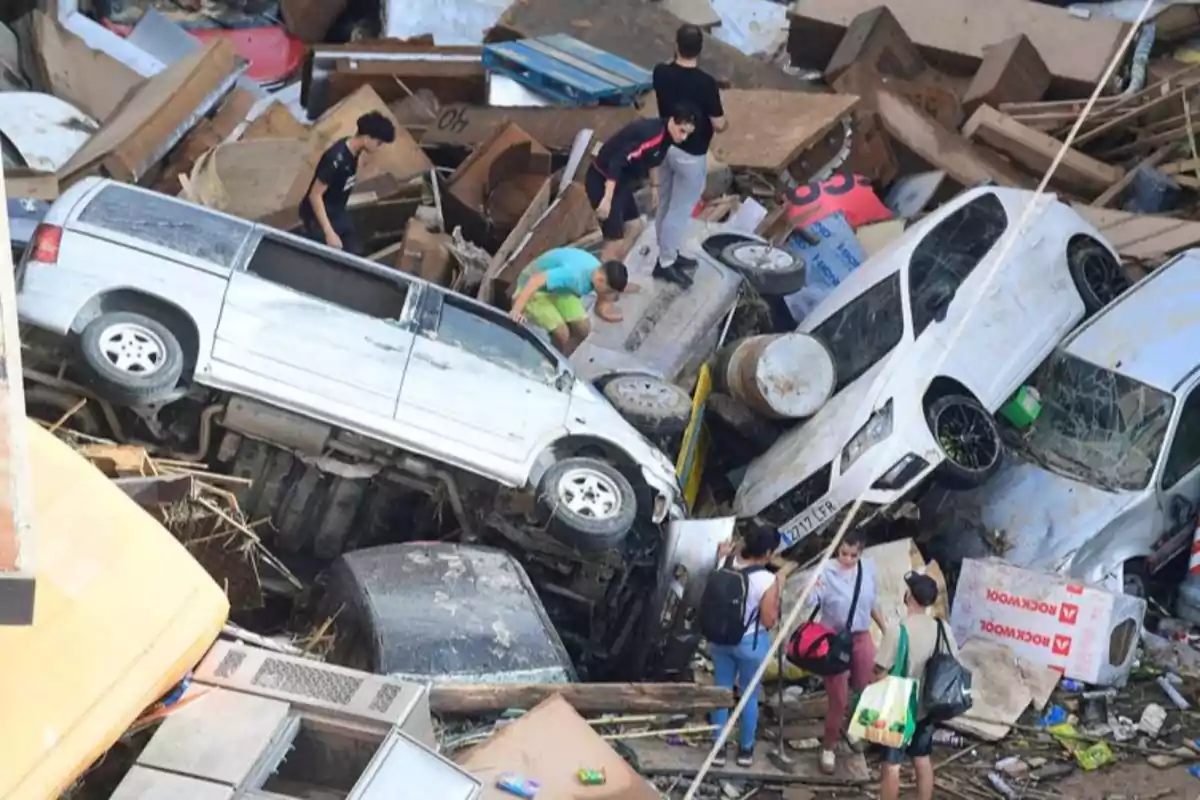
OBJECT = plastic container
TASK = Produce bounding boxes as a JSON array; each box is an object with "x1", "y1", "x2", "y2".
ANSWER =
[
  {"x1": 1138, "y1": 703, "x2": 1167, "y2": 737},
  {"x1": 999, "y1": 386, "x2": 1042, "y2": 429}
]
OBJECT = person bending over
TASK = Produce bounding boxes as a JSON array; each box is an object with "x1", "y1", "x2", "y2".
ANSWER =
[{"x1": 508, "y1": 247, "x2": 629, "y2": 356}]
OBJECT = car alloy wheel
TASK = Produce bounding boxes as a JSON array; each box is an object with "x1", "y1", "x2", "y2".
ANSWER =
[
  {"x1": 97, "y1": 321, "x2": 169, "y2": 376},
  {"x1": 556, "y1": 466, "x2": 624, "y2": 520},
  {"x1": 931, "y1": 398, "x2": 1000, "y2": 475}
]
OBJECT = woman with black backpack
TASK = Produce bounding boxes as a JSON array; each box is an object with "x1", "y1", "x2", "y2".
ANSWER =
[{"x1": 703, "y1": 526, "x2": 782, "y2": 768}]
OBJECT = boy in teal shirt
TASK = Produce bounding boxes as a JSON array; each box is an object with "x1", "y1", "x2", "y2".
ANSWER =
[{"x1": 509, "y1": 248, "x2": 630, "y2": 356}]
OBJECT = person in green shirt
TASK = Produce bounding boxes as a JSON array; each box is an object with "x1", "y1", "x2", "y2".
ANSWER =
[{"x1": 508, "y1": 247, "x2": 630, "y2": 356}]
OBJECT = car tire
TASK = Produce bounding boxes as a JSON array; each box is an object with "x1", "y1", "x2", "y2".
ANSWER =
[
  {"x1": 719, "y1": 241, "x2": 806, "y2": 296},
  {"x1": 601, "y1": 375, "x2": 692, "y2": 436},
  {"x1": 77, "y1": 311, "x2": 185, "y2": 406},
  {"x1": 1068, "y1": 236, "x2": 1131, "y2": 315},
  {"x1": 537, "y1": 457, "x2": 638, "y2": 552},
  {"x1": 926, "y1": 393, "x2": 1003, "y2": 490}
]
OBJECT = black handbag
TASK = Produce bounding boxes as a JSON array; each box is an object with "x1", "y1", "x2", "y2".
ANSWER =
[
  {"x1": 922, "y1": 620, "x2": 973, "y2": 721},
  {"x1": 786, "y1": 562, "x2": 862, "y2": 676}
]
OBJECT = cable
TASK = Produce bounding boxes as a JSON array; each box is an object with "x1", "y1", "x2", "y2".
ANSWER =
[{"x1": 682, "y1": 2, "x2": 1159, "y2": 794}]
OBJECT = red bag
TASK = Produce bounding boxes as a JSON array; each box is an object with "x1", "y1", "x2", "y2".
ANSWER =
[{"x1": 786, "y1": 563, "x2": 862, "y2": 676}]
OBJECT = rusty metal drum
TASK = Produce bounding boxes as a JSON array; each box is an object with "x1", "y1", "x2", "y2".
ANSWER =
[{"x1": 715, "y1": 333, "x2": 836, "y2": 419}]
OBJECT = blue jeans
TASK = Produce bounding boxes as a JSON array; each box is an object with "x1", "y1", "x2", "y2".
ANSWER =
[{"x1": 709, "y1": 628, "x2": 771, "y2": 750}]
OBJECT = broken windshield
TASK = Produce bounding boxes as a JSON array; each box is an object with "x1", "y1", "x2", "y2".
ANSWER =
[
  {"x1": 811, "y1": 273, "x2": 905, "y2": 395},
  {"x1": 1018, "y1": 351, "x2": 1174, "y2": 491}
]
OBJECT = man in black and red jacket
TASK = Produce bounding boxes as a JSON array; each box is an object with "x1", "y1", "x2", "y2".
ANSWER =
[{"x1": 585, "y1": 104, "x2": 698, "y2": 288}]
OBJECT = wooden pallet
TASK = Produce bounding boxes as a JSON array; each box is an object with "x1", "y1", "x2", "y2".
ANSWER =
[{"x1": 482, "y1": 34, "x2": 652, "y2": 107}]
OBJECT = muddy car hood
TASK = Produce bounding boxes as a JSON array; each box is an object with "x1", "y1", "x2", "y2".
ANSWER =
[
  {"x1": 735, "y1": 359, "x2": 887, "y2": 516},
  {"x1": 935, "y1": 456, "x2": 1138, "y2": 572}
]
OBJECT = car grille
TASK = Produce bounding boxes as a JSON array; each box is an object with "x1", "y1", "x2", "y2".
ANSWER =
[{"x1": 758, "y1": 462, "x2": 832, "y2": 528}]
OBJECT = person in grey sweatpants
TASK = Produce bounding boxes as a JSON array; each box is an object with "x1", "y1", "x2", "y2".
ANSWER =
[{"x1": 651, "y1": 24, "x2": 727, "y2": 288}]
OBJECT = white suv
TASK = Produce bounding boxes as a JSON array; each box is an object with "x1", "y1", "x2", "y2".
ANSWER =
[
  {"x1": 734, "y1": 187, "x2": 1129, "y2": 546},
  {"x1": 15, "y1": 178, "x2": 682, "y2": 551}
]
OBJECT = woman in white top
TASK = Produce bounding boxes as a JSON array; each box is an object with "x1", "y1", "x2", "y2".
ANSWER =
[
  {"x1": 709, "y1": 526, "x2": 781, "y2": 768},
  {"x1": 810, "y1": 527, "x2": 887, "y2": 775}
]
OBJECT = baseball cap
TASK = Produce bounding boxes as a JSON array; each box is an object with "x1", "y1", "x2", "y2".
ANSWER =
[{"x1": 904, "y1": 571, "x2": 939, "y2": 607}]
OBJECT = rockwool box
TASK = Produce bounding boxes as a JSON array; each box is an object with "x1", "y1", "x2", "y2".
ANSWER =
[{"x1": 950, "y1": 558, "x2": 1145, "y2": 686}]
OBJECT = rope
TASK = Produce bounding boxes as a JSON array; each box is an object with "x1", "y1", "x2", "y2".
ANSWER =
[{"x1": 682, "y1": 2, "x2": 1159, "y2": 793}]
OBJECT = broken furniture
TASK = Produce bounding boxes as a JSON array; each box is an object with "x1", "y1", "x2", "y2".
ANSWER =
[{"x1": 109, "y1": 641, "x2": 472, "y2": 799}]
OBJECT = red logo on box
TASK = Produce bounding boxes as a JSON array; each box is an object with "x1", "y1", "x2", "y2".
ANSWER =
[
  {"x1": 1058, "y1": 602, "x2": 1080, "y2": 626},
  {"x1": 1052, "y1": 635, "x2": 1073, "y2": 657}
]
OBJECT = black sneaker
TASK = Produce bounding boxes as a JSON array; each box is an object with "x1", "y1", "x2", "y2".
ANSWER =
[
  {"x1": 736, "y1": 747, "x2": 754, "y2": 767},
  {"x1": 652, "y1": 261, "x2": 692, "y2": 288},
  {"x1": 673, "y1": 254, "x2": 699, "y2": 273},
  {"x1": 712, "y1": 746, "x2": 727, "y2": 768}
]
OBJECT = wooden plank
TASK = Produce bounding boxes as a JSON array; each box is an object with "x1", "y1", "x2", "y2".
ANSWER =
[
  {"x1": 421, "y1": 104, "x2": 639, "y2": 150},
  {"x1": 788, "y1": 0, "x2": 1129, "y2": 92},
  {"x1": 429, "y1": 681, "x2": 734, "y2": 715},
  {"x1": 493, "y1": 0, "x2": 804, "y2": 91},
  {"x1": 1074, "y1": 205, "x2": 1200, "y2": 260},
  {"x1": 1093, "y1": 146, "x2": 1173, "y2": 207},
  {"x1": 623, "y1": 738, "x2": 871, "y2": 784},
  {"x1": 1075, "y1": 83, "x2": 1200, "y2": 146},
  {"x1": 831, "y1": 60, "x2": 960, "y2": 130},
  {"x1": 961, "y1": 105, "x2": 1123, "y2": 192},
  {"x1": 642, "y1": 89, "x2": 858, "y2": 171},
  {"x1": 963, "y1": 34, "x2": 1050, "y2": 117},
  {"x1": 875, "y1": 90, "x2": 1030, "y2": 188},
  {"x1": 823, "y1": 6, "x2": 925, "y2": 84}
]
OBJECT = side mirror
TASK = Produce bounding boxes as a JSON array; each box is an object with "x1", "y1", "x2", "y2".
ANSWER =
[{"x1": 555, "y1": 371, "x2": 574, "y2": 392}]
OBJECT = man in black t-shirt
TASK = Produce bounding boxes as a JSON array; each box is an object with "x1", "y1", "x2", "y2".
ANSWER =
[
  {"x1": 299, "y1": 112, "x2": 396, "y2": 255},
  {"x1": 584, "y1": 107, "x2": 697, "y2": 294},
  {"x1": 652, "y1": 24, "x2": 727, "y2": 285}
]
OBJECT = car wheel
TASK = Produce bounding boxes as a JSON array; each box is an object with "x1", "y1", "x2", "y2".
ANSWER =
[
  {"x1": 1122, "y1": 558, "x2": 1149, "y2": 598},
  {"x1": 719, "y1": 241, "x2": 806, "y2": 296},
  {"x1": 77, "y1": 311, "x2": 185, "y2": 406},
  {"x1": 602, "y1": 375, "x2": 692, "y2": 436},
  {"x1": 926, "y1": 394, "x2": 1002, "y2": 490},
  {"x1": 1068, "y1": 236, "x2": 1131, "y2": 315},
  {"x1": 538, "y1": 457, "x2": 638, "y2": 552}
]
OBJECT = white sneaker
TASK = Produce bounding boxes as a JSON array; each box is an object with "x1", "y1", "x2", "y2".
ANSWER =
[{"x1": 820, "y1": 748, "x2": 836, "y2": 775}]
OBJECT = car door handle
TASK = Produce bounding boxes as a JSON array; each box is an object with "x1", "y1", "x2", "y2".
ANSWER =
[{"x1": 414, "y1": 352, "x2": 449, "y2": 369}]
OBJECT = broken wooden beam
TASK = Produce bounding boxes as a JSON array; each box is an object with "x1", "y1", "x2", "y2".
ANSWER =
[
  {"x1": 961, "y1": 104, "x2": 1123, "y2": 192},
  {"x1": 428, "y1": 682, "x2": 735, "y2": 715},
  {"x1": 962, "y1": 34, "x2": 1050, "y2": 117},
  {"x1": 1074, "y1": 204, "x2": 1200, "y2": 261},
  {"x1": 1093, "y1": 146, "x2": 1173, "y2": 208}
]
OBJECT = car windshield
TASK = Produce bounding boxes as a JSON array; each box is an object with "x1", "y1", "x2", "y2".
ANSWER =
[
  {"x1": 810, "y1": 273, "x2": 905, "y2": 394},
  {"x1": 1016, "y1": 351, "x2": 1174, "y2": 491},
  {"x1": 100, "y1": 0, "x2": 282, "y2": 29}
]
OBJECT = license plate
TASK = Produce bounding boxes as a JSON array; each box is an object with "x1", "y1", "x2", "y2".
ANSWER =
[{"x1": 780, "y1": 498, "x2": 838, "y2": 546}]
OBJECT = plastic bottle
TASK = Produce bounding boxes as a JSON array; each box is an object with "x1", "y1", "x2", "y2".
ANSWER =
[
  {"x1": 1061, "y1": 679, "x2": 1085, "y2": 692},
  {"x1": 933, "y1": 729, "x2": 967, "y2": 747},
  {"x1": 987, "y1": 773, "x2": 1019, "y2": 799},
  {"x1": 1157, "y1": 675, "x2": 1191, "y2": 710}
]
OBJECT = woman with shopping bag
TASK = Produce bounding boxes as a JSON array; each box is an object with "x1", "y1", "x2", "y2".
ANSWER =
[
  {"x1": 800, "y1": 529, "x2": 888, "y2": 775},
  {"x1": 867, "y1": 572, "x2": 962, "y2": 800}
]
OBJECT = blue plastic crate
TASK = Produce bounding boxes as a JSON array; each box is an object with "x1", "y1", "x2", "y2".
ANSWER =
[{"x1": 483, "y1": 34, "x2": 652, "y2": 107}]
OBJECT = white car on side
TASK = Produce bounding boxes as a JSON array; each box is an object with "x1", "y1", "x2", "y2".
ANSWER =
[{"x1": 734, "y1": 187, "x2": 1130, "y2": 546}]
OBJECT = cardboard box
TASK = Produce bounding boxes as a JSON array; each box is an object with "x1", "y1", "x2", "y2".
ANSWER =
[
  {"x1": 950, "y1": 558, "x2": 1145, "y2": 686},
  {"x1": 396, "y1": 217, "x2": 454, "y2": 287}
]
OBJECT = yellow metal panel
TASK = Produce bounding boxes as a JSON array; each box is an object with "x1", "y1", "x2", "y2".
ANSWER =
[{"x1": 677, "y1": 365, "x2": 714, "y2": 512}]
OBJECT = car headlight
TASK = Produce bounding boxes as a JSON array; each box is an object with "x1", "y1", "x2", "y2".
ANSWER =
[{"x1": 840, "y1": 400, "x2": 894, "y2": 473}]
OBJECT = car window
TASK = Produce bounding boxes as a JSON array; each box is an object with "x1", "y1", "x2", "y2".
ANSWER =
[
  {"x1": 908, "y1": 192, "x2": 1008, "y2": 336},
  {"x1": 1162, "y1": 388, "x2": 1200, "y2": 488},
  {"x1": 435, "y1": 297, "x2": 559, "y2": 385},
  {"x1": 77, "y1": 184, "x2": 249, "y2": 268},
  {"x1": 246, "y1": 237, "x2": 410, "y2": 321},
  {"x1": 811, "y1": 273, "x2": 904, "y2": 394}
]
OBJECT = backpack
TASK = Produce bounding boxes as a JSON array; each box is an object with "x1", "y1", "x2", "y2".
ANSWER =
[
  {"x1": 921, "y1": 620, "x2": 973, "y2": 721},
  {"x1": 699, "y1": 558, "x2": 769, "y2": 646},
  {"x1": 786, "y1": 562, "x2": 862, "y2": 676}
]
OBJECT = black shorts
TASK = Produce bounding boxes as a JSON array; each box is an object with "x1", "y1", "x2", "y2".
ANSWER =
[
  {"x1": 300, "y1": 208, "x2": 361, "y2": 256},
  {"x1": 883, "y1": 718, "x2": 935, "y2": 764},
  {"x1": 585, "y1": 165, "x2": 639, "y2": 241}
]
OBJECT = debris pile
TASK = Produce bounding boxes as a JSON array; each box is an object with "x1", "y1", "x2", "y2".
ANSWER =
[{"x1": 11, "y1": 0, "x2": 1200, "y2": 797}]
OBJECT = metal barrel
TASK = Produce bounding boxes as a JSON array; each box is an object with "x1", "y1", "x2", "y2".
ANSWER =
[{"x1": 713, "y1": 333, "x2": 836, "y2": 419}]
